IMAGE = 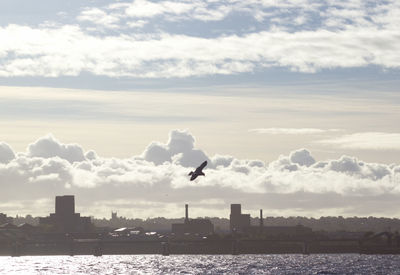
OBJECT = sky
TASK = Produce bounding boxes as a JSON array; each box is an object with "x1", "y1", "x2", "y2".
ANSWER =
[{"x1": 0, "y1": 0, "x2": 399, "y2": 219}]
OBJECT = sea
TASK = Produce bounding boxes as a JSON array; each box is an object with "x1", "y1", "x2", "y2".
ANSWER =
[{"x1": 1, "y1": 254, "x2": 399, "y2": 274}]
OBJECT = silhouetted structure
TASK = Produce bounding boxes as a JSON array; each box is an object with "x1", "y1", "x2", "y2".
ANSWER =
[
  {"x1": 244, "y1": 224, "x2": 314, "y2": 238},
  {"x1": 230, "y1": 204, "x2": 250, "y2": 233},
  {"x1": 185, "y1": 204, "x2": 189, "y2": 223},
  {"x1": 39, "y1": 195, "x2": 92, "y2": 233},
  {"x1": 171, "y1": 204, "x2": 214, "y2": 235},
  {"x1": 0, "y1": 213, "x2": 12, "y2": 225}
]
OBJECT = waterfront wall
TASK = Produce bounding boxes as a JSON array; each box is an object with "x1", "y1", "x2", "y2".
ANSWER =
[{"x1": 1, "y1": 239, "x2": 399, "y2": 256}]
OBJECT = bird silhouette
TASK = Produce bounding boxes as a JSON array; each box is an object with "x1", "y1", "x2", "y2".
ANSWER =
[{"x1": 188, "y1": 161, "x2": 207, "y2": 181}]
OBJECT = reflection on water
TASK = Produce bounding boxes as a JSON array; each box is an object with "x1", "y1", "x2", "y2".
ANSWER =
[{"x1": 1, "y1": 254, "x2": 400, "y2": 274}]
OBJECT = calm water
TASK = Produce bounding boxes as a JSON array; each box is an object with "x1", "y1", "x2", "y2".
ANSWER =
[{"x1": 0, "y1": 254, "x2": 399, "y2": 274}]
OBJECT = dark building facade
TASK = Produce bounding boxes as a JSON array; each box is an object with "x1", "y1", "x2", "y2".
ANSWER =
[
  {"x1": 39, "y1": 195, "x2": 92, "y2": 233},
  {"x1": 0, "y1": 213, "x2": 12, "y2": 225},
  {"x1": 244, "y1": 224, "x2": 314, "y2": 239},
  {"x1": 230, "y1": 204, "x2": 250, "y2": 233},
  {"x1": 233, "y1": 206, "x2": 314, "y2": 239},
  {"x1": 171, "y1": 204, "x2": 214, "y2": 235}
]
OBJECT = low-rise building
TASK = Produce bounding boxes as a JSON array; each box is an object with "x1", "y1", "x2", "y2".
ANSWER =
[{"x1": 171, "y1": 204, "x2": 214, "y2": 235}]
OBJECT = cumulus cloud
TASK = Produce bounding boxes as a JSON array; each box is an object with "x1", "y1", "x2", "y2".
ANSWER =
[
  {"x1": 27, "y1": 134, "x2": 86, "y2": 163},
  {"x1": 289, "y1": 149, "x2": 316, "y2": 167},
  {"x1": 318, "y1": 132, "x2": 400, "y2": 150},
  {"x1": 141, "y1": 129, "x2": 210, "y2": 167},
  {"x1": 0, "y1": 142, "x2": 15, "y2": 164},
  {"x1": 0, "y1": 130, "x2": 399, "y2": 217}
]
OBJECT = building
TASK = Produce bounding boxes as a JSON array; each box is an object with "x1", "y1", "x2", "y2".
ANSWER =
[
  {"x1": 39, "y1": 195, "x2": 92, "y2": 233},
  {"x1": 238, "y1": 207, "x2": 314, "y2": 239},
  {"x1": 171, "y1": 204, "x2": 214, "y2": 235},
  {"x1": 229, "y1": 204, "x2": 250, "y2": 233},
  {"x1": 244, "y1": 224, "x2": 314, "y2": 239},
  {"x1": 0, "y1": 213, "x2": 12, "y2": 225}
]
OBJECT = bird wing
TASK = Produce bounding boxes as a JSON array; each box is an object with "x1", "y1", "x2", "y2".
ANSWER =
[
  {"x1": 195, "y1": 161, "x2": 207, "y2": 173},
  {"x1": 199, "y1": 160, "x2": 207, "y2": 170},
  {"x1": 188, "y1": 171, "x2": 193, "y2": 176}
]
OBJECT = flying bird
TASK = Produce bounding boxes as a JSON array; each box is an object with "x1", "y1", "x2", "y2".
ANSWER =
[{"x1": 188, "y1": 161, "x2": 207, "y2": 181}]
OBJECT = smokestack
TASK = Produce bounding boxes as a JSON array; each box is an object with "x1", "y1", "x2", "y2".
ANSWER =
[
  {"x1": 185, "y1": 204, "x2": 189, "y2": 223},
  {"x1": 259, "y1": 209, "x2": 263, "y2": 228}
]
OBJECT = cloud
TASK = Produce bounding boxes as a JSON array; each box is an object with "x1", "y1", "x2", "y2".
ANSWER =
[
  {"x1": 0, "y1": 142, "x2": 15, "y2": 164},
  {"x1": 1, "y1": 24, "x2": 399, "y2": 78},
  {"x1": 249, "y1": 128, "x2": 340, "y2": 135},
  {"x1": 27, "y1": 134, "x2": 86, "y2": 163},
  {"x1": 76, "y1": 0, "x2": 400, "y2": 33},
  {"x1": 289, "y1": 149, "x2": 315, "y2": 167},
  {"x1": 318, "y1": 132, "x2": 400, "y2": 150},
  {"x1": 141, "y1": 129, "x2": 211, "y2": 167},
  {"x1": 124, "y1": 0, "x2": 194, "y2": 18},
  {"x1": 77, "y1": 8, "x2": 121, "y2": 29},
  {"x1": 0, "y1": 130, "x2": 399, "y2": 218},
  {"x1": 0, "y1": 1, "x2": 400, "y2": 78}
]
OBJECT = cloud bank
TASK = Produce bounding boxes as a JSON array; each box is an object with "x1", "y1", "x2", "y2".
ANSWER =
[
  {"x1": 0, "y1": 130, "x2": 399, "y2": 218},
  {"x1": 0, "y1": 0, "x2": 400, "y2": 78}
]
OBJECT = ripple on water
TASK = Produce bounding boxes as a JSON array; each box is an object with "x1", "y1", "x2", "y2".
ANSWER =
[{"x1": 0, "y1": 254, "x2": 400, "y2": 274}]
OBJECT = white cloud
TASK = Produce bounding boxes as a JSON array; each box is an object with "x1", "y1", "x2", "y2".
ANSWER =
[
  {"x1": 27, "y1": 134, "x2": 86, "y2": 163},
  {"x1": 0, "y1": 24, "x2": 399, "y2": 77},
  {"x1": 289, "y1": 149, "x2": 315, "y2": 167},
  {"x1": 249, "y1": 128, "x2": 340, "y2": 135},
  {"x1": 141, "y1": 129, "x2": 211, "y2": 167},
  {"x1": 0, "y1": 1, "x2": 399, "y2": 78},
  {"x1": 318, "y1": 132, "x2": 400, "y2": 150},
  {"x1": 0, "y1": 142, "x2": 15, "y2": 164},
  {"x1": 124, "y1": 0, "x2": 194, "y2": 18},
  {"x1": 77, "y1": 8, "x2": 121, "y2": 29},
  {"x1": 0, "y1": 130, "x2": 399, "y2": 217}
]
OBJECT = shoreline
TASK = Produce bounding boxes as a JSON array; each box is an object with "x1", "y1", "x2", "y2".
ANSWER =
[{"x1": 2, "y1": 239, "x2": 400, "y2": 256}]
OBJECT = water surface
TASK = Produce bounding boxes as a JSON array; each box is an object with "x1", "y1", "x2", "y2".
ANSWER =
[{"x1": 1, "y1": 254, "x2": 399, "y2": 274}]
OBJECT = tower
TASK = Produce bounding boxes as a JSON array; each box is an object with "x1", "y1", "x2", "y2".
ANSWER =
[
  {"x1": 229, "y1": 204, "x2": 250, "y2": 233},
  {"x1": 55, "y1": 195, "x2": 75, "y2": 216},
  {"x1": 185, "y1": 204, "x2": 189, "y2": 223}
]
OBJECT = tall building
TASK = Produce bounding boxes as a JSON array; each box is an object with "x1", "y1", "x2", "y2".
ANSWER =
[
  {"x1": 39, "y1": 195, "x2": 92, "y2": 233},
  {"x1": 56, "y1": 195, "x2": 75, "y2": 216},
  {"x1": 229, "y1": 204, "x2": 250, "y2": 233},
  {"x1": 171, "y1": 204, "x2": 214, "y2": 235}
]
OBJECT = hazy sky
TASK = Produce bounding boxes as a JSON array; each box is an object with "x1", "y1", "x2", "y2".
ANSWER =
[{"x1": 0, "y1": 0, "x2": 399, "y2": 219}]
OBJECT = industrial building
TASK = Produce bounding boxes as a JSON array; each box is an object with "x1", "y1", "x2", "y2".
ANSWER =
[
  {"x1": 171, "y1": 204, "x2": 214, "y2": 235},
  {"x1": 39, "y1": 195, "x2": 92, "y2": 233},
  {"x1": 229, "y1": 204, "x2": 250, "y2": 233},
  {"x1": 230, "y1": 204, "x2": 314, "y2": 238}
]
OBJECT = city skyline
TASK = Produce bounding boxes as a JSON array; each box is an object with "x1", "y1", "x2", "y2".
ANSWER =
[{"x1": 0, "y1": 0, "x2": 399, "y2": 219}]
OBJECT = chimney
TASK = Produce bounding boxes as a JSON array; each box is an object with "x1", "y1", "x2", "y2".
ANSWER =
[
  {"x1": 259, "y1": 209, "x2": 263, "y2": 228},
  {"x1": 185, "y1": 204, "x2": 189, "y2": 223}
]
